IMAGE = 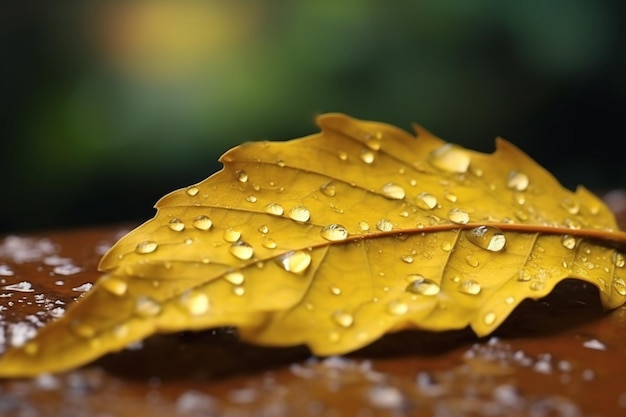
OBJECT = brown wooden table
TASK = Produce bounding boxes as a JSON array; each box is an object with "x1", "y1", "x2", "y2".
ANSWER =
[{"x1": 2, "y1": 190, "x2": 626, "y2": 416}]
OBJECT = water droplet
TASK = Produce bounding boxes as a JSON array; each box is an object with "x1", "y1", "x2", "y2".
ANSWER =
[
  {"x1": 381, "y1": 183, "x2": 405, "y2": 200},
  {"x1": 135, "y1": 241, "x2": 158, "y2": 254},
  {"x1": 192, "y1": 215, "x2": 213, "y2": 230},
  {"x1": 71, "y1": 321, "x2": 96, "y2": 338},
  {"x1": 337, "y1": 151, "x2": 348, "y2": 161},
  {"x1": 507, "y1": 170, "x2": 529, "y2": 191},
  {"x1": 357, "y1": 221, "x2": 370, "y2": 232},
  {"x1": 331, "y1": 310, "x2": 354, "y2": 328},
  {"x1": 429, "y1": 143, "x2": 470, "y2": 173},
  {"x1": 328, "y1": 331, "x2": 341, "y2": 342},
  {"x1": 364, "y1": 135, "x2": 381, "y2": 150},
  {"x1": 401, "y1": 255, "x2": 414, "y2": 264},
  {"x1": 276, "y1": 250, "x2": 312, "y2": 274},
  {"x1": 100, "y1": 276, "x2": 128, "y2": 296},
  {"x1": 246, "y1": 195, "x2": 257, "y2": 203},
  {"x1": 560, "y1": 197, "x2": 580, "y2": 215},
  {"x1": 483, "y1": 311, "x2": 496, "y2": 326},
  {"x1": 235, "y1": 169, "x2": 248, "y2": 183},
  {"x1": 530, "y1": 281, "x2": 545, "y2": 291},
  {"x1": 320, "y1": 224, "x2": 349, "y2": 241},
  {"x1": 262, "y1": 238, "x2": 277, "y2": 249},
  {"x1": 264, "y1": 203, "x2": 284, "y2": 216},
  {"x1": 257, "y1": 225, "x2": 269, "y2": 234},
  {"x1": 223, "y1": 228, "x2": 241, "y2": 242},
  {"x1": 386, "y1": 300, "x2": 409, "y2": 315},
  {"x1": 466, "y1": 225, "x2": 506, "y2": 252},
  {"x1": 168, "y1": 218, "x2": 185, "y2": 232},
  {"x1": 288, "y1": 206, "x2": 311, "y2": 222},
  {"x1": 229, "y1": 241, "x2": 254, "y2": 260},
  {"x1": 224, "y1": 271, "x2": 245, "y2": 285},
  {"x1": 329, "y1": 286, "x2": 342, "y2": 295},
  {"x1": 405, "y1": 276, "x2": 440, "y2": 296},
  {"x1": 445, "y1": 192, "x2": 458, "y2": 203},
  {"x1": 181, "y1": 292, "x2": 210, "y2": 316},
  {"x1": 613, "y1": 252, "x2": 625, "y2": 268},
  {"x1": 561, "y1": 235, "x2": 577, "y2": 250},
  {"x1": 417, "y1": 192, "x2": 438, "y2": 210},
  {"x1": 276, "y1": 160, "x2": 286, "y2": 167},
  {"x1": 465, "y1": 255, "x2": 479, "y2": 267},
  {"x1": 448, "y1": 208, "x2": 470, "y2": 224},
  {"x1": 441, "y1": 241, "x2": 452, "y2": 251},
  {"x1": 457, "y1": 279, "x2": 482, "y2": 295},
  {"x1": 186, "y1": 186, "x2": 199, "y2": 196},
  {"x1": 376, "y1": 219, "x2": 393, "y2": 232},
  {"x1": 612, "y1": 278, "x2": 626, "y2": 296},
  {"x1": 320, "y1": 182, "x2": 337, "y2": 197},
  {"x1": 233, "y1": 286, "x2": 245, "y2": 296},
  {"x1": 135, "y1": 296, "x2": 162, "y2": 317},
  {"x1": 505, "y1": 296, "x2": 515, "y2": 305},
  {"x1": 360, "y1": 148, "x2": 375, "y2": 164}
]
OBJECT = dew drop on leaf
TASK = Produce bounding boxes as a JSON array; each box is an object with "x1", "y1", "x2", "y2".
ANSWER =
[
  {"x1": 223, "y1": 228, "x2": 242, "y2": 243},
  {"x1": 405, "y1": 275, "x2": 440, "y2": 296},
  {"x1": 264, "y1": 203, "x2": 284, "y2": 216},
  {"x1": 331, "y1": 310, "x2": 354, "y2": 328},
  {"x1": 457, "y1": 279, "x2": 482, "y2": 295},
  {"x1": 71, "y1": 321, "x2": 96, "y2": 339},
  {"x1": 192, "y1": 215, "x2": 213, "y2": 231},
  {"x1": 465, "y1": 255, "x2": 480, "y2": 267},
  {"x1": 613, "y1": 252, "x2": 625, "y2": 268},
  {"x1": 506, "y1": 170, "x2": 529, "y2": 191},
  {"x1": 257, "y1": 225, "x2": 269, "y2": 234},
  {"x1": 483, "y1": 311, "x2": 497, "y2": 326},
  {"x1": 337, "y1": 151, "x2": 348, "y2": 161},
  {"x1": 466, "y1": 225, "x2": 506, "y2": 252},
  {"x1": 417, "y1": 192, "x2": 438, "y2": 210},
  {"x1": 233, "y1": 286, "x2": 245, "y2": 296},
  {"x1": 99, "y1": 276, "x2": 128, "y2": 297},
  {"x1": 386, "y1": 300, "x2": 409, "y2": 315},
  {"x1": 229, "y1": 241, "x2": 254, "y2": 260},
  {"x1": 448, "y1": 208, "x2": 470, "y2": 224},
  {"x1": 288, "y1": 206, "x2": 311, "y2": 222},
  {"x1": 381, "y1": 183, "x2": 405, "y2": 200},
  {"x1": 357, "y1": 221, "x2": 370, "y2": 232},
  {"x1": 428, "y1": 143, "x2": 470, "y2": 173},
  {"x1": 401, "y1": 255, "x2": 414, "y2": 264},
  {"x1": 560, "y1": 197, "x2": 580, "y2": 215},
  {"x1": 320, "y1": 224, "x2": 349, "y2": 241},
  {"x1": 320, "y1": 181, "x2": 337, "y2": 197},
  {"x1": 275, "y1": 250, "x2": 312, "y2": 274},
  {"x1": 360, "y1": 148, "x2": 375, "y2": 164},
  {"x1": 135, "y1": 241, "x2": 158, "y2": 254},
  {"x1": 329, "y1": 286, "x2": 342, "y2": 295},
  {"x1": 262, "y1": 238, "x2": 277, "y2": 249},
  {"x1": 613, "y1": 278, "x2": 626, "y2": 296},
  {"x1": 186, "y1": 186, "x2": 199, "y2": 196},
  {"x1": 180, "y1": 292, "x2": 210, "y2": 316},
  {"x1": 246, "y1": 195, "x2": 257, "y2": 203},
  {"x1": 224, "y1": 272, "x2": 245, "y2": 285},
  {"x1": 135, "y1": 296, "x2": 162, "y2": 317},
  {"x1": 234, "y1": 169, "x2": 248, "y2": 183},
  {"x1": 376, "y1": 219, "x2": 393, "y2": 232},
  {"x1": 168, "y1": 218, "x2": 185, "y2": 232},
  {"x1": 560, "y1": 235, "x2": 577, "y2": 250}
]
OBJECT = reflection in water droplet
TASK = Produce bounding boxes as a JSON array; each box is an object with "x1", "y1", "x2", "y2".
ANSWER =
[
  {"x1": 186, "y1": 186, "x2": 199, "y2": 196},
  {"x1": 320, "y1": 182, "x2": 337, "y2": 197},
  {"x1": 276, "y1": 250, "x2": 312, "y2": 274},
  {"x1": 613, "y1": 252, "x2": 625, "y2": 268},
  {"x1": 386, "y1": 300, "x2": 409, "y2": 315},
  {"x1": 168, "y1": 218, "x2": 185, "y2": 232},
  {"x1": 181, "y1": 292, "x2": 210, "y2": 316},
  {"x1": 376, "y1": 219, "x2": 393, "y2": 232},
  {"x1": 262, "y1": 238, "x2": 277, "y2": 249},
  {"x1": 483, "y1": 312, "x2": 496, "y2": 326},
  {"x1": 224, "y1": 272, "x2": 245, "y2": 285},
  {"x1": 466, "y1": 225, "x2": 506, "y2": 252},
  {"x1": 100, "y1": 276, "x2": 128, "y2": 296},
  {"x1": 331, "y1": 310, "x2": 354, "y2": 327},
  {"x1": 507, "y1": 170, "x2": 529, "y2": 191},
  {"x1": 235, "y1": 169, "x2": 248, "y2": 183},
  {"x1": 360, "y1": 148, "x2": 375, "y2": 164},
  {"x1": 358, "y1": 221, "x2": 370, "y2": 232},
  {"x1": 229, "y1": 241, "x2": 254, "y2": 260},
  {"x1": 192, "y1": 215, "x2": 213, "y2": 230},
  {"x1": 417, "y1": 192, "x2": 438, "y2": 210},
  {"x1": 429, "y1": 144, "x2": 470, "y2": 173},
  {"x1": 381, "y1": 183, "x2": 405, "y2": 200},
  {"x1": 288, "y1": 206, "x2": 311, "y2": 222},
  {"x1": 457, "y1": 279, "x2": 482, "y2": 295},
  {"x1": 264, "y1": 203, "x2": 284, "y2": 216},
  {"x1": 135, "y1": 296, "x2": 162, "y2": 317},
  {"x1": 448, "y1": 208, "x2": 470, "y2": 224},
  {"x1": 320, "y1": 224, "x2": 349, "y2": 241},
  {"x1": 258, "y1": 225, "x2": 269, "y2": 234},
  {"x1": 136, "y1": 241, "x2": 158, "y2": 254},
  {"x1": 405, "y1": 275, "x2": 440, "y2": 296},
  {"x1": 223, "y1": 228, "x2": 242, "y2": 242},
  {"x1": 561, "y1": 235, "x2": 577, "y2": 250}
]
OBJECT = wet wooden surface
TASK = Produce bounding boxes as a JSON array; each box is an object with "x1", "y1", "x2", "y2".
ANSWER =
[{"x1": 1, "y1": 190, "x2": 626, "y2": 417}]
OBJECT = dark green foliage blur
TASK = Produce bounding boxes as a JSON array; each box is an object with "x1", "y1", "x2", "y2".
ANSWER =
[{"x1": 2, "y1": 0, "x2": 625, "y2": 234}]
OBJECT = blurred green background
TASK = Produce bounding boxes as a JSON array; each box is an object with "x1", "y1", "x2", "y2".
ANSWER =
[{"x1": 2, "y1": 0, "x2": 625, "y2": 234}]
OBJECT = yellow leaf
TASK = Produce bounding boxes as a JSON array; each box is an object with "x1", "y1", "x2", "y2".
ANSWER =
[{"x1": 2, "y1": 113, "x2": 626, "y2": 377}]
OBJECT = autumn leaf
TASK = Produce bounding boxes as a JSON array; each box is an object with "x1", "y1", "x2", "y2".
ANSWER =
[{"x1": 2, "y1": 112, "x2": 626, "y2": 378}]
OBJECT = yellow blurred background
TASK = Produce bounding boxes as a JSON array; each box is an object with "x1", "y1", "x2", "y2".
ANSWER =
[{"x1": 2, "y1": 0, "x2": 625, "y2": 233}]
